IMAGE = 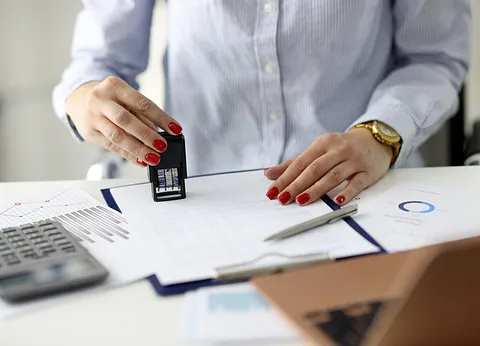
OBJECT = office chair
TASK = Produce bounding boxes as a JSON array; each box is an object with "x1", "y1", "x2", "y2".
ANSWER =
[
  {"x1": 464, "y1": 118, "x2": 480, "y2": 166},
  {"x1": 448, "y1": 87, "x2": 466, "y2": 166}
]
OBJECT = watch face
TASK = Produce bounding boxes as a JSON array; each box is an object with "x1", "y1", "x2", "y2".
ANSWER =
[{"x1": 377, "y1": 122, "x2": 398, "y2": 138}]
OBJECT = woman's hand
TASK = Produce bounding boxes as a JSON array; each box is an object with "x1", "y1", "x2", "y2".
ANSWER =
[
  {"x1": 264, "y1": 128, "x2": 393, "y2": 206},
  {"x1": 65, "y1": 77, "x2": 183, "y2": 167}
]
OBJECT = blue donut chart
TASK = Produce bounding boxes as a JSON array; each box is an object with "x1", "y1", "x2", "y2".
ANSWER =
[{"x1": 398, "y1": 200, "x2": 435, "y2": 214}]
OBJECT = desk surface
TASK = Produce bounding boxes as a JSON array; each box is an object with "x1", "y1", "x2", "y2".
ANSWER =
[{"x1": 0, "y1": 166, "x2": 479, "y2": 346}]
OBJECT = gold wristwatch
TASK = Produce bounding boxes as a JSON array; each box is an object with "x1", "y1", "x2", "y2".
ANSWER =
[{"x1": 354, "y1": 120, "x2": 402, "y2": 165}]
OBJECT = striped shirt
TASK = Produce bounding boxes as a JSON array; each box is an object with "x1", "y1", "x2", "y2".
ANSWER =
[{"x1": 53, "y1": 0, "x2": 471, "y2": 176}]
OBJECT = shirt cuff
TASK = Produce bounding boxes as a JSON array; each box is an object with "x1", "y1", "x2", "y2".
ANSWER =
[
  {"x1": 348, "y1": 97, "x2": 418, "y2": 168},
  {"x1": 52, "y1": 70, "x2": 115, "y2": 142}
]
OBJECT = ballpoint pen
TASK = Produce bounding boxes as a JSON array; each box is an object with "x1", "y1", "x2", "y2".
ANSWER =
[{"x1": 264, "y1": 204, "x2": 358, "y2": 241}]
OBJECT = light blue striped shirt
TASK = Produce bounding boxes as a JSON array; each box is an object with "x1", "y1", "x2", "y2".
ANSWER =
[{"x1": 53, "y1": 0, "x2": 471, "y2": 176}]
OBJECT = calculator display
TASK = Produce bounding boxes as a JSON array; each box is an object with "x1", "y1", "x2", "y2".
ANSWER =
[{"x1": 0, "y1": 257, "x2": 96, "y2": 289}]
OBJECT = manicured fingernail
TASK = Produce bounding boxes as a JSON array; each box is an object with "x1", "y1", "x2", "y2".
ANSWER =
[
  {"x1": 168, "y1": 122, "x2": 182, "y2": 134},
  {"x1": 153, "y1": 139, "x2": 167, "y2": 152},
  {"x1": 136, "y1": 159, "x2": 147, "y2": 167},
  {"x1": 266, "y1": 187, "x2": 279, "y2": 200},
  {"x1": 145, "y1": 153, "x2": 160, "y2": 165},
  {"x1": 278, "y1": 192, "x2": 291, "y2": 205},
  {"x1": 264, "y1": 168, "x2": 269, "y2": 175},
  {"x1": 336, "y1": 195, "x2": 346, "y2": 205},
  {"x1": 296, "y1": 193, "x2": 310, "y2": 205}
]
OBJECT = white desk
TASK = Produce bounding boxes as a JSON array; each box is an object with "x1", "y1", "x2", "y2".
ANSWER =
[{"x1": 0, "y1": 166, "x2": 479, "y2": 346}]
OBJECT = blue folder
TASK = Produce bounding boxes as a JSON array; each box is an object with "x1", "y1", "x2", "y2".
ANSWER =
[{"x1": 101, "y1": 170, "x2": 386, "y2": 296}]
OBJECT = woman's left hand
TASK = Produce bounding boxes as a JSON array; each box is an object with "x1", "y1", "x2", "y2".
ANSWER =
[{"x1": 264, "y1": 128, "x2": 394, "y2": 206}]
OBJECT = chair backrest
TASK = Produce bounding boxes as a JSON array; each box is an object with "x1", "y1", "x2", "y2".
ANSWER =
[
  {"x1": 419, "y1": 87, "x2": 466, "y2": 167},
  {"x1": 448, "y1": 86, "x2": 466, "y2": 166}
]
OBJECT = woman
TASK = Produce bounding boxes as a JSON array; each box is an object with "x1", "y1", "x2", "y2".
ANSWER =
[{"x1": 53, "y1": 0, "x2": 470, "y2": 206}]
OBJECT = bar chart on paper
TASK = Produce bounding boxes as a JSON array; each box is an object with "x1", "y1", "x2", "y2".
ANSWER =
[
  {"x1": 181, "y1": 283, "x2": 297, "y2": 343},
  {"x1": 0, "y1": 189, "x2": 153, "y2": 321},
  {"x1": 0, "y1": 189, "x2": 129, "y2": 244},
  {"x1": 208, "y1": 290, "x2": 270, "y2": 313}
]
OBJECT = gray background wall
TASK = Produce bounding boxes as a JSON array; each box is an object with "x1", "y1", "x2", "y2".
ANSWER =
[{"x1": 0, "y1": 0, "x2": 478, "y2": 182}]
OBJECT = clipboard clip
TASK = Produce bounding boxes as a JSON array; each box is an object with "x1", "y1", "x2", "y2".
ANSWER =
[{"x1": 212, "y1": 251, "x2": 334, "y2": 282}]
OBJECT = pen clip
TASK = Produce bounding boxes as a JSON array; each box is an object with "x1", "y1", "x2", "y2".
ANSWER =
[{"x1": 326, "y1": 204, "x2": 358, "y2": 224}]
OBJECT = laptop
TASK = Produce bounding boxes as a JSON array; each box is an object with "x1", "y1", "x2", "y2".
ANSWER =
[{"x1": 253, "y1": 236, "x2": 480, "y2": 346}]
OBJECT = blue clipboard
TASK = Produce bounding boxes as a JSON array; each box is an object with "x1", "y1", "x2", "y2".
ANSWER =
[{"x1": 101, "y1": 170, "x2": 386, "y2": 296}]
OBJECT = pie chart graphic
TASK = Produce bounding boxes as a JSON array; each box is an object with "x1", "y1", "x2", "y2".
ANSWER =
[{"x1": 398, "y1": 201, "x2": 435, "y2": 214}]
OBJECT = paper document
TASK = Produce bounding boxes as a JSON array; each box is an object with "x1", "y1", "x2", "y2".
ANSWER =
[
  {"x1": 355, "y1": 183, "x2": 480, "y2": 252},
  {"x1": 0, "y1": 188, "x2": 151, "y2": 319},
  {"x1": 109, "y1": 170, "x2": 379, "y2": 285},
  {"x1": 180, "y1": 283, "x2": 298, "y2": 343}
]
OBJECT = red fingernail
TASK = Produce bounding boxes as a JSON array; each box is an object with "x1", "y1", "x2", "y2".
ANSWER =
[
  {"x1": 145, "y1": 153, "x2": 160, "y2": 165},
  {"x1": 278, "y1": 192, "x2": 291, "y2": 205},
  {"x1": 266, "y1": 187, "x2": 279, "y2": 200},
  {"x1": 336, "y1": 195, "x2": 346, "y2": 205},
  {"x1": 296, "y1": 193, "x2": 310, "y2": 205},
  {"x1": 136, "y1": 159, "x2": 147, "y2": 167},
  {"x1": 153, "y1": 139, "x2": 167, "y2": 152},
  {"x1": 168, "y1": 122, "x2": 182, "y2": 135}
]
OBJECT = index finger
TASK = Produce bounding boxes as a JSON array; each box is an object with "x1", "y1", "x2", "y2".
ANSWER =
[
  {"x1": 114, "y1": 82, "x2": 183, "y2": 135},
  {"x1": 266, "y1": 149, "x2": 324, "y2": 201}
]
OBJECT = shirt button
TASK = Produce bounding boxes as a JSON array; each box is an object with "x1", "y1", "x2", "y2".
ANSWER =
[
  {"x1": 265, "y1": 63, "x2": 274, "y2": 74},
  {"x1": 264, "y1": 3, "x2": 273, "y2": 13},
  {"x1": 269, "y1": 112, "x2": 278, "y2": 121}
]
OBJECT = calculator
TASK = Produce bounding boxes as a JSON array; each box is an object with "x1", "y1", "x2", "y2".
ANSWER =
[{"x1": 0, "y1": 220, "x2": 109, "y2": 302}]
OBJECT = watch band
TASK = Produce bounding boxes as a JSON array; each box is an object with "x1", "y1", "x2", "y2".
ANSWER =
[{"x1": 354, "y1": 121, "x2": 402, "y2": 165}]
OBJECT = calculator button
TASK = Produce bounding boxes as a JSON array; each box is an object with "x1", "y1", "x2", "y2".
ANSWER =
[
  {"x1": 44, "y1": 229, "x2": 60, "y2": 234},
  {"x1": 13, "y1": 241, "x2": 29, "y2": 248},
  {"x1": 38, "y1": 221, "x2": 53, "y2": 226},
  {"x1": 20, "y1": 250, "x2": 36, "y2": 257},
  {"x1": 61, "y1": 246, "x2": 76, "y2": 253},
  {"x1": 55, "y1": 240, "x2": 72, "y2": 247},
  {"x1": 3, "y1": 254, "x2": 18, "y2": 261},
  {"x1": 50, "y1": 235, "x2": 66, "y2": 243},
  {"x1": 38, "y1": 243, "x2": 52, "y2": 250},
  {"x1": 49, "y1": 232, "x2": 63, "y2": 238},
  {"x1": 6, "y1": 257, "x2": 20, "y2": 265},
  {"x1": 2, "y1": 228, "x2": 17, "y2": 234},
  {"x1": 20, "y1": 224, "x2": 34, "y2": 230},
  {"x1": 6, "y1": 233, "x2": 21, "y2": 240}
]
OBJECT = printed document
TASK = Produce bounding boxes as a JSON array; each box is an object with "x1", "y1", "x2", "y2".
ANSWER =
[
  {"x1": 180, "y1": 282, "x2": 298, "y2": 343},
  {"x1": 355, "y1": 183, "x2": 480, "y2": 252},
  {"x1": 109, "y1": 170, "x2": 379, "y2": 285}
]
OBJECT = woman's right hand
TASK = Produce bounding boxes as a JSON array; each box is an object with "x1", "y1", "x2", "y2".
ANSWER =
[{"x1": 65, "y1": 76, "x2": 183, "y2": 167}]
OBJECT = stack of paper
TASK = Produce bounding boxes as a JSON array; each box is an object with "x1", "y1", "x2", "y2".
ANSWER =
[{"x1": 180, "y1": 283, "x2": 298, "y2": 344}]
